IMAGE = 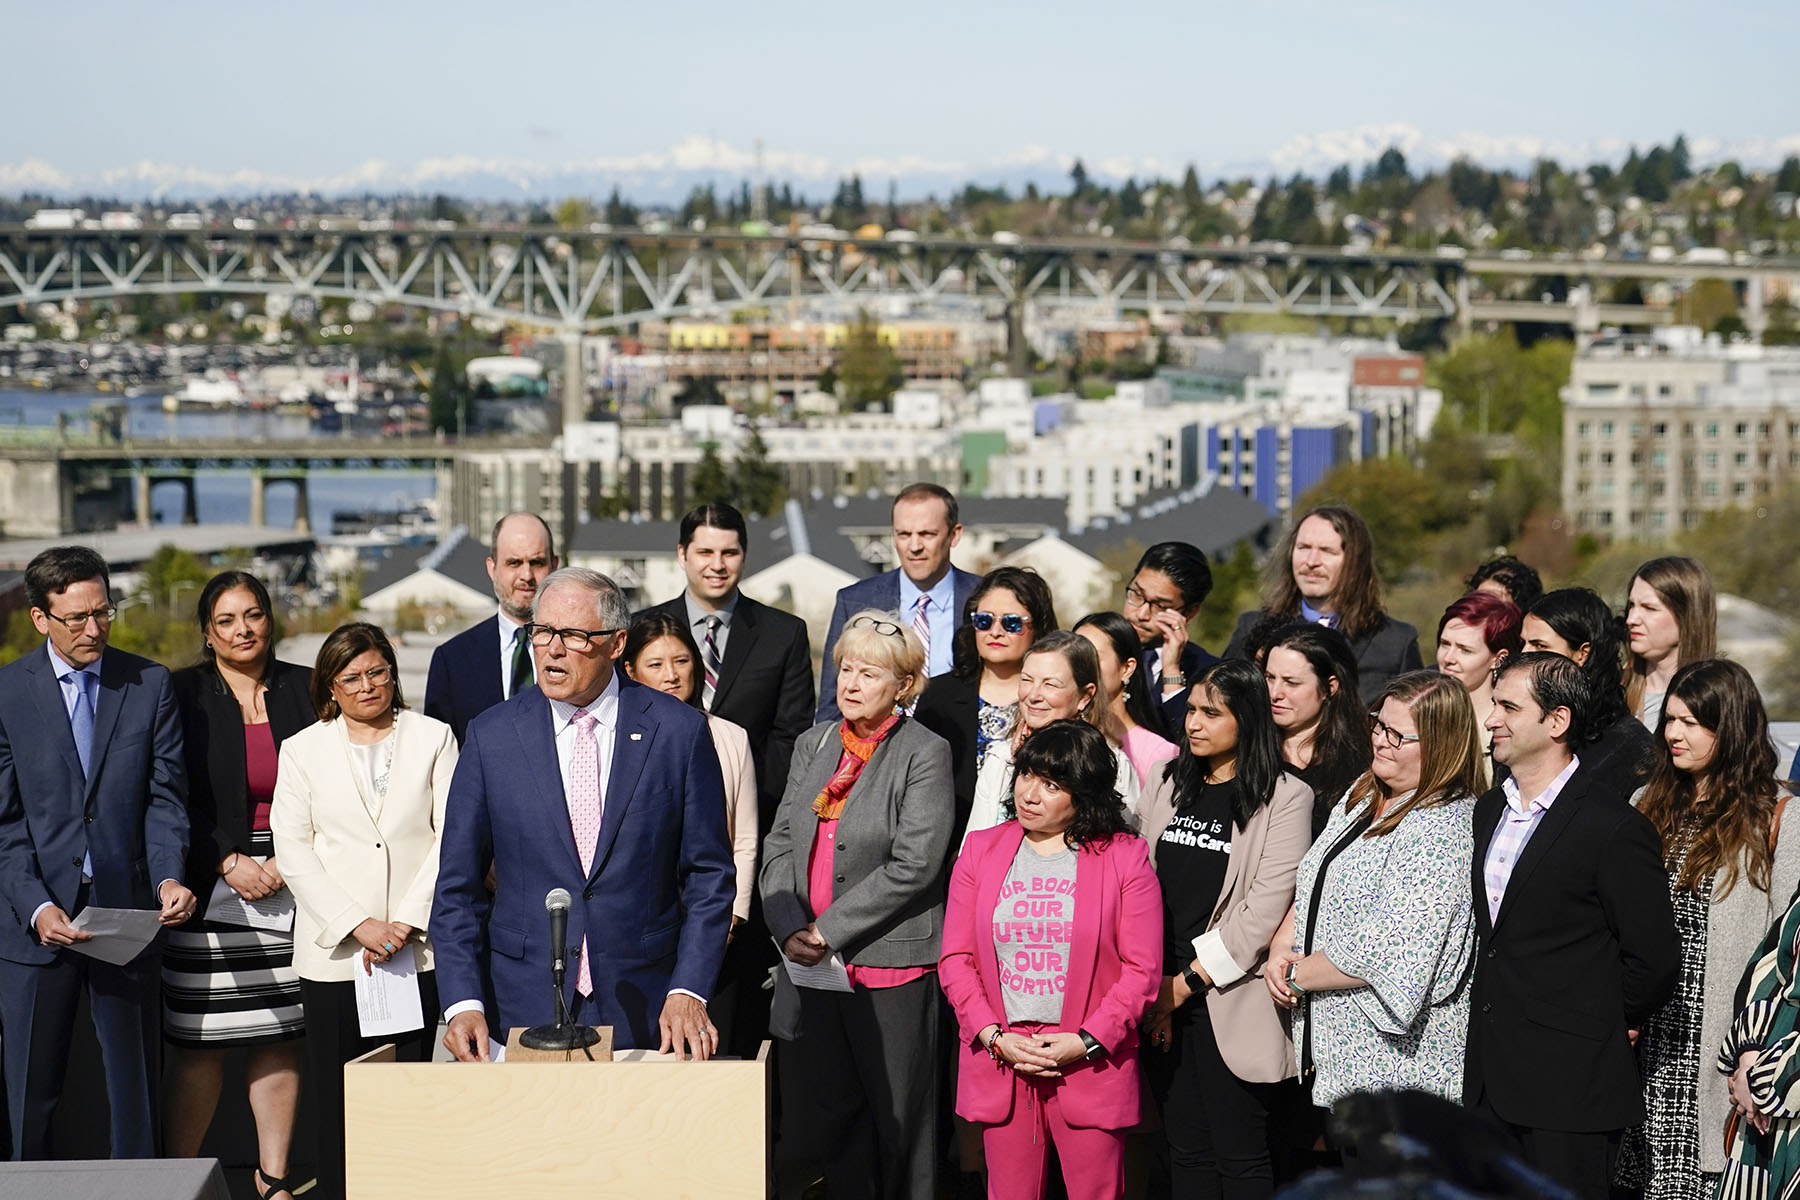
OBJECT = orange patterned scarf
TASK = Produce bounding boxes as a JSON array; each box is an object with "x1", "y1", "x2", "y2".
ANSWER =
[{"x1": 811, "y1": 714, "x2": 902, "y2": 820}]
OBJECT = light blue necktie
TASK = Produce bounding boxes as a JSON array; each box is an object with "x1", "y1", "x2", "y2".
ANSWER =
[{"x1": 67, "y1": 671, "x2": 95, "y2": 781}]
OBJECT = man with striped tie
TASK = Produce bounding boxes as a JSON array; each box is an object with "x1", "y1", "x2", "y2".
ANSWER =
[
  {"x1": 640, "y1": 503, "x2": 815, "y2": 1056},
  {"x1": 816, "y1": 482, "x2": 980, "y2": 723}
]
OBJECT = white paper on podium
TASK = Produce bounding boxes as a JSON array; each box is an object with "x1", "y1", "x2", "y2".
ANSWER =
[
  {"x1": 775, "y1": 940, "x2": 854, "y2": 992},
  {"x1": 354, "y1": 944, "x2": 424, "y2": 1037},
  {"x1": 206, "y1": 870, "x2": 295, "y2": 932},
  {"x1": 67, "y1": 907, "x2": 164, "y2": 966}
]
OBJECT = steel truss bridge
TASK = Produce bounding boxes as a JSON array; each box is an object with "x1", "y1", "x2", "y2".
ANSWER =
[{"x1": 1, "y1": 225, "x2": 1790, "y2": 337}]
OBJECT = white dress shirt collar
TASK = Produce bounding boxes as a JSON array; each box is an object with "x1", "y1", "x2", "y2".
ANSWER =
[{"x1": 547, "y1": 670, "x2": 621, "y2": 732}]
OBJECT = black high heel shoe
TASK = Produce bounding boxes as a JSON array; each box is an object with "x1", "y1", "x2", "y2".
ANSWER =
[{"x1": 254, "y1": 1166, "x2": 300, "y2": 1199}]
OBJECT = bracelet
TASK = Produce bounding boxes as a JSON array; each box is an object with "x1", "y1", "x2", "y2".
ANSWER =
[
  {"x1": 1286, "y1": 961, "x2": 1309, "y2": 997},
  {"x1": 223, "y1": 853, "x2": 239, "y2": 875},
  {"x1": 986, "y1": 1030, "x2": 1006, "y2": 1063}
]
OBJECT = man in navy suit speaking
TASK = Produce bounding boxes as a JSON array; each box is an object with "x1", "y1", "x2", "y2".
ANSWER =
[
  {"x1": 436, "y1": 567, "x2": 735, "y2": 1060},
  {"x1": 0, "y1": 546, "x2": 195, "y2": 1159}
]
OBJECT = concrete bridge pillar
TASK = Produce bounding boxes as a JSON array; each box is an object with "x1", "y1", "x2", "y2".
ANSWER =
[
  {"x1": 559, "y1": 331, "x2": 584, "y2": 435},
  {"x1": 180, "y1": 478, "x2": 199, "y2": 525},
  {"x1": 249, "y1": 473, "x2": 266, "y2": 527},
  {"x1": 291, "y1": 476, "x2": 311, "y2": 534},
  {"x1": 1746, "y1": 275, "x2": 1768, "y2": 342},
  {"x1": 1454, "y1": 273, "x2": 1473, "y2": 340},
  {"x1": 134, "y1": 473, "x2": 152, "y2": 528}
]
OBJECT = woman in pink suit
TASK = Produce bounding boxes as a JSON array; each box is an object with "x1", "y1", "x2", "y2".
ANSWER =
[{"x1": 940, "y1": 718, "x2": 1163, "y2": 1200}]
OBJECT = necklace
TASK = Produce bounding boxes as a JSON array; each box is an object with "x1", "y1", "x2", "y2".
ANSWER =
[{"x1": 372, "y1": 731, "x2": 396, "y2": 799}]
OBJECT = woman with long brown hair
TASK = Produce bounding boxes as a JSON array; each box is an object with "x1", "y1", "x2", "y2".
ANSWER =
[
  {"x1": 1264, "y1": 671, "x2": 1484, "y2": 1109},
  {"x1": 1621, "y1": 658, "x2": 1800, "y2": 1200},
  {"x1": 1624, "y1": 556, "x2": 1717, "y2": 731}
]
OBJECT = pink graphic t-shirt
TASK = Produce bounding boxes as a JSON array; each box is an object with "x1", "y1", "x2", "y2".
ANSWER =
[{"x1": 991, "y1": 841, "x2": 1078, "y2": 1025}]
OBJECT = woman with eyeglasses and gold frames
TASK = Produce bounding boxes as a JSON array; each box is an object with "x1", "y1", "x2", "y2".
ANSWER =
[
  {"x1": 760, "y1": 608, "x2": 954, "y2": 1199},
  {"x1": 270, "y1": 622, "x2": 458, "y2": 1200},
  {"x1": 916, "y1": 567, "x2": 1058, "y2": 843},
  {"x1": 1263, "y1": 670, "x2": 1483, "y2": 1117}
]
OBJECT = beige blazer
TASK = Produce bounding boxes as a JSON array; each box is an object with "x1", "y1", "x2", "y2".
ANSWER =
[
  {"x1": 1139, "y1": 768, "x2": 1314, "y2": 1083},
  {"x1": 270, "y1": 710, "x2": 459, "y2": 983},
  {"x1": 708, "y1": 714, "x2": 759, "y2": 921}
]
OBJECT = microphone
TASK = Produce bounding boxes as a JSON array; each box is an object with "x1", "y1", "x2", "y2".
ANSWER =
[
  {"x1": 546, "y1": 887, "x2": 571, "y2": 986},
  {"x1": 519, "y1": 886, "x2": 600, "y2": 1053}
]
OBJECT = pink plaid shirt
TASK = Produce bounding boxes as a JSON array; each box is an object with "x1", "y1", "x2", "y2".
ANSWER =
[{"x1": 1482, "y1": 754, "x2": 1581, "y2": 924}]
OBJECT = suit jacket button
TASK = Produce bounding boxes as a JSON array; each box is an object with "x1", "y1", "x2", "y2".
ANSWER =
[
  {"x1": 374, "y1": 842, "x2": 381, "y2": 848},
  {"x1": 71, "y1": 858, "x2": 81, "y2": 867},
  {"x1": 1482, "y1": 1003, "x2": 1492, "y2": 1013},
  {"x1": 84, "y1": 816, "x2": 93, "y2": 824},
  {"x1": 835, "y1": 875, "x2": 846, "y2": 883}
]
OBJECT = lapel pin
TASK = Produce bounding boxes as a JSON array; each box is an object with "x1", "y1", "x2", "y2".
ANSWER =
[{"x1": 629, "y1": 732, "x2": 643, "y2": 741}]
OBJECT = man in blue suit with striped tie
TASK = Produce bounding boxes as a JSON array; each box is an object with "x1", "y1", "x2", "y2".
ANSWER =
[{"x1": 0, "y1": 546, "x2": 195, "y2": 1159}]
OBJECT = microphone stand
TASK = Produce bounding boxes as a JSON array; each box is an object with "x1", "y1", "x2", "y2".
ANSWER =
[{"x1": 519, "y1": 913, "x2": 601, "y2": 1054}]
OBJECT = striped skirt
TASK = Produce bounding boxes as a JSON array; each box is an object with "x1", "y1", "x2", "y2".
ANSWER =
[{"x1": 161, "y1": 834, "x2": 305, "y2": 1048}]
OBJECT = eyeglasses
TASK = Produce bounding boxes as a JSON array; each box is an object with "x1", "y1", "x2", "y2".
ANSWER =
[
  {"x1": 333, "y1": 664, "x2": 394, "y2": 690},
  {"x1": 971, "y1": 612, "x2": 1030, "y2": 634},
  {"x1": 848, "y1": 616, "x2": 904, "y2": 639},
  {"x1": 525, "y1": 623, "x2": 619, "y2": 652},
  {"x1": 1369, "y1": 713, "x2": 1421, "y2": 749},
  {"x1": 43, "y1": 605, "x2": 117, "y2": 631},
  {"x1": 1123, "y1": 584, "x2": 1183, "y2": 615}
]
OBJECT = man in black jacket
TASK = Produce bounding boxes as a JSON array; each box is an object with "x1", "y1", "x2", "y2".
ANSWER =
[
  {"x1": 639, "y1": 502, "x2": 813, "y2": 1058},
  {"x1": 1467, "y1": 652, "x2": 1679, "y2": 1200}
]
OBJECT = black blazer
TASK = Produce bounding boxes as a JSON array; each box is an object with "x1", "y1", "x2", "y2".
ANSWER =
[
  {"x1": 1464, "y1": 761, "x2": 1679, "y2": 1132},
  {"x1": 424, "y1": 615, "x2": 504, "y2": 745},
  {"x1": 170, "y1": 659, "x2": 315, "y2": 914},
  {"x1": 641, "y1": 592, "x2": 815, "y2": 825},
  {"x1": 1223, "y1": 608, "x2": 1423, "y2": 703},
  {"x1": 912, "y1": 671, "x2": 978, "y2": 843},
  {"x1": 1140, "y1": 641, "x2": 1220, "y2": 742}
]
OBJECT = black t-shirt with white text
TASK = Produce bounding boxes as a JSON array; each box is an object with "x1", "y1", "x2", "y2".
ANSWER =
[{"x1": 1155, "y1": 779, "x2": 1238, "y2": 975}]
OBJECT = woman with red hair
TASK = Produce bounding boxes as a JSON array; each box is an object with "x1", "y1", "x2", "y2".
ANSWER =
[{"x1": 1434, "y1": 590, "x2": 1523, "y2": 786}]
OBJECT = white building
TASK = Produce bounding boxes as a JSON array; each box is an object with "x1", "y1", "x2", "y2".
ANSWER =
[{"x1": 1562, "y1": 327, "x2": 1800, "y2": 538}]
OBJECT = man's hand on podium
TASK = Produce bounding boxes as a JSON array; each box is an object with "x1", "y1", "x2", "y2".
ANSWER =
[
  {"x1": 658, "y1": 994, "x2": 717, "y2": 1061},
  {"x1": 445, "y1": 1010, "x2": 491, "y2": 1062}
]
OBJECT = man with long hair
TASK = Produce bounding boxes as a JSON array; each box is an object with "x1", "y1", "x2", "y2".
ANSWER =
[{"x1": 1222, "y1": 505, "x2": 1421, "y2": 703}]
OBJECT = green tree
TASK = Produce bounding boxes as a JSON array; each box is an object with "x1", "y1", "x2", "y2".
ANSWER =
[
  {"x1": 732, "y1": 423, "x2": 786, "y2": 518},
  {"x1": 1676, "y1": 279, "x2": 1739, "y2": 333},
  {"x1": 1198, "y1": 541, "x2": 1259, "y2": 649},
  {"x1": 427, "y1": 339, "x2": 467, "y2": 434},
  {"x1": 1765, "y1": 298, "x2": 1800, "y2": 348},
  {"x1": 1431, "y1": 328, "x2": 1571, "y2": 455},
  {"x1": 689, "y1": 442, "x2": 734, "y2": 507},
  {"x1": 836, "y1": 309, "x2": 903, "y2": 412},
  {"x1": 554, "y1": 197, "x2": 592, "y2": 229}
]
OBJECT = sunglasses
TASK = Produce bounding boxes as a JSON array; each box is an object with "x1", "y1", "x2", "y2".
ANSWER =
[{"x1": 971, "y1": 612, "x2": 1030, "y2": 634}]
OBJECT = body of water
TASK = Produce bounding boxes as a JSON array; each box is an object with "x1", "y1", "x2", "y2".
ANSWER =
[{"x1": 0, "y1": 389, "x2": 438, "y2": 531}]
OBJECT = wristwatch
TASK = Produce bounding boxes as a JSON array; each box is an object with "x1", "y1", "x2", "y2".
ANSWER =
[
  {"x1": 1077, "y1": 1029, "x2": 1105, "y2": 1061},
  {"x1": 1181, "y1": 965, "x2": 1204, "y2": 994},
  {"x1": 1286, "y1": 961, "x2": 1309, "y2": 996}
]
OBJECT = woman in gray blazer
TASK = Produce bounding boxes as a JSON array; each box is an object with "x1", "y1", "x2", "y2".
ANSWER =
[
  {"x1": 760, "y1": 609, "x2": 954, "y2": 1200},
  {"x1": 1624, "y1": 659, "x2": 1800, "y2": 1200}
]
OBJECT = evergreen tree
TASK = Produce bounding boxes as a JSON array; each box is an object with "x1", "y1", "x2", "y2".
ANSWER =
[
  {"x1": 1671, "y1": 134, "x2": 1692, "y2": 181},
  {"x1": 1776, "y1": 157, "x2": 1800, "y2": 194},
  {"x1": 1069, "y1": 159, "x2": 1089, "y2": 199},
  {"x1": 836, "y1": 309, "x2": 904, "y2": 412},
  {"x1": 732, "y1": 423, "x2": 787, "y2": 517},
  {"x1": 1181, "y1": 165, "x2": 1204, "y2": 210},
  {"x1": 427, "y1": 339, "x2": 466, "y2": 434},
  {"x1": 689, "y1": 442, "x2": 734, "y2": 507}
]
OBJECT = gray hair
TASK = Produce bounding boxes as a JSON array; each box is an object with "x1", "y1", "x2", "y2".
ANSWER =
[{"x1": 534, "y1": 567, "x2": 631, "y2": 631}]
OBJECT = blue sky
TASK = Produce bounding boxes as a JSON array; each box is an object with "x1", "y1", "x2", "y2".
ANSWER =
[{"x1": 6, "y1": 0, "x2": 1797, "y2": 198}]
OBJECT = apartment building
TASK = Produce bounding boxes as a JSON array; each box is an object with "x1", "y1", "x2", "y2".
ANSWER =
[{"x1": 1562, "y1": 328, "x2": 1800, "y2": 537}]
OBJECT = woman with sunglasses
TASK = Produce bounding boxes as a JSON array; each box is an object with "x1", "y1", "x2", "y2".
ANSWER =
[
  {"x1": 270, "y1": 623, "x2": 458, "y2": 1200},
  {"x1": 960, "y1": 631, "x2": 1140, "y2": 850},
  {"x1": 1264, "y1": 671, "x2": 1483, "y2": 1115},
  {"x1": 1138, "y1": 658, "x2": 1314, "y2": 1197},
  {"x1": 761, "y1": 610, "x2": 955, "y2": 1199},
  {"x1": 917, "y1": 568, "x2": 1058, "y2": 841}
]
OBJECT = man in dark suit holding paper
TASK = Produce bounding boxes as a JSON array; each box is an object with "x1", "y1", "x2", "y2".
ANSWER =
[
  {"x1": 435, "y1": 567, "x2": 735, "y2": 1060},
  {"x1": 0, "y1": 545, "x2": 195, "y2": 1159}
]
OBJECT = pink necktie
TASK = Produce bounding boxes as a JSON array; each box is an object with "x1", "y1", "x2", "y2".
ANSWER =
[
  {"x1": 911, "y1": 595, "x2": 931, "y2": 664},
  {"x1": 569, "y1": 709, "x2": 602, "y2": 996}
]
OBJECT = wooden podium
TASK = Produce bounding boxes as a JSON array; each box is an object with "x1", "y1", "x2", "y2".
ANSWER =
[{"x1": 343, "y1": 1032, "x2": 768, "y2": 1199}]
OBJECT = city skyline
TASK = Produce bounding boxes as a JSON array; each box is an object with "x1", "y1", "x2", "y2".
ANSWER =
[{"x1": 6, "y1": 1, "x2": 1797, "y2": 201}]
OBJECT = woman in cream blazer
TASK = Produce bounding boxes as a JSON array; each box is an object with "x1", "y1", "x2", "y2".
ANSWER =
[{"x1": 270, "y1": 623, "x2": 457, "y2": 1200}]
